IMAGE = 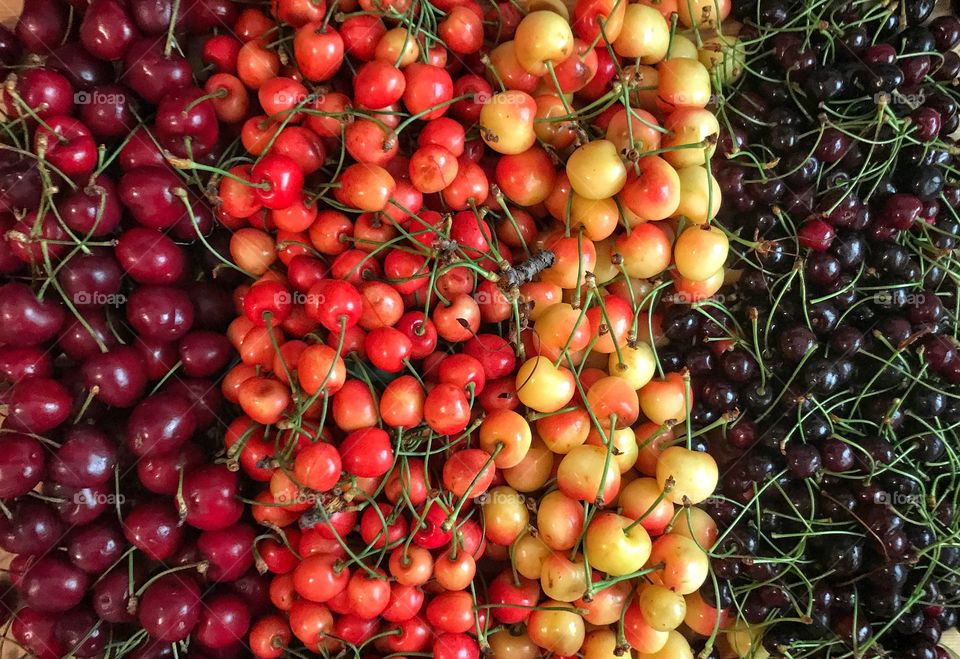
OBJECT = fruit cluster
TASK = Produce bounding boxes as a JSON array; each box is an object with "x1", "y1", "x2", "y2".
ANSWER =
[
  {"x1": 0, "y1": 1, "x2": 281, "y2": 657},
  {"x1": 672, "y1": 1, "x2": 960, "y2": 657}
]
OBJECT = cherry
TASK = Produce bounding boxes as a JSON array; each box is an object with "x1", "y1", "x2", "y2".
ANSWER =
[
  {"x1": 55, "y1": 607, "x2": 106, "y2": 658},
  {"x1": 46, "y1": 481, "x2": 109, "y2": 525},
  {"x1": 12, "y1": 607, "x2": 64, "y2": 659},
  {"x1": 251, "y1": 154, "x2": 305, "y2": 210},
  {"x1": 126, "y1": 285, "x2": 196, "y2": 341},
  {"x1": 182, "y1": 464, "x2": 244, "y2": 530},
  {"x1": 0, "y1": 25, "x2": 21, "y2": 65},
  {"x1": 0, "y1": 345, "x2": 53, "y2": 381},
  {"x1": 196, "y1": 592, "x2": 252, "y2": 649},
  {"x1": 130, "y1": 0, "x2": 189, "y2": 34},
  {"x1": 137, "y1": 443, "x2": 204, "y2": 495},
  {"x1": 4, "y1": 377, "x2": 72, "y2": 433},
  {"x1": 122, "y1": 42, "x2": 193, "y2": 108},
  {"x1": 34, "y1": 116, "x2": 99, "y2": 180},
  {"x1": 94, "y1": 564, "x2": 143, "y2": 623},
  {"x1": 67, "y1": 519, "x2": 125, "y2": 573},
  {"x1": 59, "y1": 175, "x2": 123, "y2": 236},
  {"x1": 16, "y1": 0, "x2": 70, "y2": 53},
  {"x1": 139, "y1": 574, "x2": 202, "y2": 642},
  {"x1": 340, "y1": 427, "x2": 395, "y2": 477},
  {"x1": 18, "y1": 556, "x2": 90, "y2": 612},
  {"x1": 126, "y1": 392, "x2": 198, "y2": 457},
  {"x1": 80, "y1": 0, "x2": 140, "y2": 60},
  {"x1": 58, "y1": 251, "x2": 124, "y2": 306},
  {"x1": 198, "y1": 524, "x2": 256, "y2": 581},
  {"x1": 50, "y1": 425, "x2": 117, "y2": 487},
  {"x1": 15, "y1": 67, "x2": 75, "y2": 119},
  {"x1": 82, "y1": 346, "x2": 150, "y2": 408},
  {"x1": 123, "y1": 500, "x2": 185, "y2": 560},
  {"x1": 155, "y1": 87, "x2": 220, "y2": 158},
  {"x1": 116, "y1": 227, "x2": 188, "y2": 284},
  {"x1": 0, "y1": 282, "x2": 65, "y2": 346},
  {"x1": 49, "y1": 42, "x2": 115, "y2": 91},
  {"x1": 0, "y1": 499, "x2": 64, "y2": 556}
]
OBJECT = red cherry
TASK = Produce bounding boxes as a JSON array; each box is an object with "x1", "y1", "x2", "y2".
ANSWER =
[{"x1": 251, "y1": 154, "x2": 305, "y2": 210}]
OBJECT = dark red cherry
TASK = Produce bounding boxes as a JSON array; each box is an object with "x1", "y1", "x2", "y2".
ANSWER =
[
  {"x1": 123, "y1": 500, "x2": 185, "y2": 561},
  {"x1": 0, "y1": 215, "x2": 24, "y2": 274},
  {"x1": 182, "y1": 464, "x2": 244, "y2": 531},
  {"x1": 230, "y1": 570, "x2": 272, "y2": 618},
  {"x1": 134, "y1": 336, "x2": 180, "y2": 380},
  {"x1": 119, "y1": 166, "x2": 192, "y2": 230},
  {"x1": 138, "y1": 573, "x2": 202, "y2": 642},
  {"x1": 4, "y1": 377, "x2": 72, "y2": 433},
  {"x1": 55, "y1": 607, "x2": 107, "y2": 658},
  {"x1": 0, "y1": 345, "x2": 53, "y2": 381},
  {"x1": 0, "y1": 499, "x2": 64, "y2": 555},
  {"x1": 58, "y1": 309, "x2": 118, "y2": 360},
  {"x1": 67, "y1": 520, "x2": 126, "y2": 573},
  {"x1": 50, "y1": 426, "x2": 118, "y2": 487},
  {"x1": 0, "y1": 25, "x2": 22, "y2": 65},
  {"x1": 82, "y1": 345, "x2": 150, "y2": 408},
  {"x1": 195, "y1": 592, "x2": 252, "y2": 650},
  {"x1": 193, "y1": 281, "x2": 236, "y2": 331},
  {"x1": 116, "y1": 227, "x2": 188, "y2": 284},
  {"x1": 154, "y1": 87, "x2": 220, "y2": 159},
  {"x1": 130, "y1": 0, "x2": 189, "y2": 35},
  {"x1": 94, "y1": 563, "x2": 145, "y2": 623},
  {"x1": 59, "y1": 175, "x2": 123, "y2": 236},
  {"x1": 126, "y1": 285, "x2": 196, "y2": 341},
  {"x1": 34, "y1": 115, "x2": 98, "y2": 180},
  {"x1": 46, "y1": 481, "x2": 110, "y2": 524},
  {"x1": 137, "y1": 443, "x2": 205, "y2": 495},
  {"x1": 80, "y1": 0, "x2": 141, "y2": 61},
  {"x1": 162, "y1": 377, "x2": 223, "y2": 429},
  {"x1": 126, "y1": 392, "x2": 198, "y2": 457},
  {"x1": 12, "y1": 607, "x2": 65, "y2": 659},
  {"x1": 0, "y1": 282, "x2": 65, "y2": 346},
  {"x1": 123, "y1": 39, "x2": 194, "y2": 105},
  {"x1": 119, "y1": 127, "x2": 167, "y2": 170},
  {"x1": 18, "y1": 556, "x2": 90, "y2": 612},
  {"x1": 185, "y1": 0, "x2": 240, "y2": 32},
  {"x1": 49, "y1": 46, "x2": 111, "y2": 96},
  {"x1": 179, "y1": 330, "x2": 234, "y2": 377},
  {"x1": 79, "y1": 84, "x2": 137, "y2": 138},
  {"x1": 0, "y1": 159, "x2": 42, "y2": 213},
  {"x1": 9, "y1": 210, "x2": 70, "y2": 263},
  {"x1": 16, "y1": 0, "x2": 70, "y2": 54},
  {"x1": 198, "y1": 523, "x2": 256, "y2": 582},
  {"x1": 58, "y1": 251, "x2": 124, "y2": 308},
  {"x1": 15, "y1": 68, "x2": 75, "y2": 119}
]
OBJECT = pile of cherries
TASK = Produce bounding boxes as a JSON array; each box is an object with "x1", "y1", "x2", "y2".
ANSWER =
[
  {"x1": 659, "y1": 0, "x2": 960, "y2": 657},
  {"x1": 0, "y1": 0, "x2": 281, "y2": 657}
]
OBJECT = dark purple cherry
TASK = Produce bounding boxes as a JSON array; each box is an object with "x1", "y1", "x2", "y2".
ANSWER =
[
  {"x1": 138, "y1": 573, "x2": 202, "y2": 642},
  {"x1": 0, "y1": 499, "x2": 64, "y2": 555},
  {"x1": 116, "y1": 228, "x2": 187, "y2": 284},
  {"x1": 135, "y1": 336, "x2": 180, "y2": 380},
  {"x1": 5, "y1": 377, "x2": 71, "y2": 433},
  {"x1": 15, "y1": 0, "x2": 70, "y2": 53},
  {"x1": 18, "y1": 556, "x2": 89, "y2": 612},
  {"x1": 47, "y1": 42, "x2": 114, "y2": 91},
  {"x1": 821, "y1": 438, "x2": 855, "y2": 472},
  {"x1": 123, "y1": 500, "x2": 185, "y2": 561},
  {"x1": 59, "y1": 175, "x2": 123, "y2": 237},
  {"x1": 50, "y1": 426, "x2": 117, "y2": 487},
  {"x1": 82, "y1": 345, "x2": 149, "y2": 408},
  {"x1": 179, "y1": 331, "x2": 234, "y2": 377},
  {"x1": 182, "y1": 465, "x2": 244, "y2": 531},
  {"x1": 0, "y1": 25, "x2": 21, "y2": 65},
  {"x1": 786, "y1": 443, "x2": 821, "y2": 478},
  {"x1": 198, "y1": 523, "x2": 256, "y2": 582},
  {"x1": 931, "y1": 15, "x2": 960, "y2": 51},
  {"x1": 126, "y1": 285, "x2": 196, "y2": 342},
  {"x1": 0, "y1": 283, "x2": 65, "y2": 346},
  {"x1": 67, "y1": 520, "x2": 126, "y2": 573},
  {"x1": 193, "y1": 281, "x2": 236, "y2": 331},
  {"x1": 129, "y1": 0, "x2": 190, "y2": 34},
  {"x1": 126, "y1": 392, "x2": 198, "y2": 457},
  {"x1": 185, "y1": 0, "x2": 241, "y2": 32},
  {"x1": 123, "y1": 39, "x2": 194, "y2": 105},
  {"x1": 55, "y1": 607, "x2": 107, "y2": 658},
  {"x1": 779, "y1": 326, "x2": 816, "y2": 362}
]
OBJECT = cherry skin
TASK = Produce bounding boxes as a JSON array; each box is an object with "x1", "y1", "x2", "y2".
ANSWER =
[
  {"x1": 182, "y1": 464, "x2": 245, "y2": 531},
  {"x1": 138, "y1": 574, "x2": 202, "y2": 642}
]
